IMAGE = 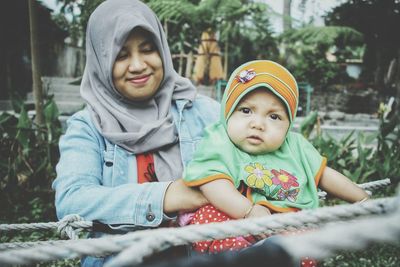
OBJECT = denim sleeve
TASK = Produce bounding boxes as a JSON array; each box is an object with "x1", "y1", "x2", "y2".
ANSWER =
[{"x1": 52, "y1": 111, "x2": 170, "y2": 227}]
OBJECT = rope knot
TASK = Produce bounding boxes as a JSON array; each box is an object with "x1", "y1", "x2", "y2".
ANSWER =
[{"x1": 57, "y1": 214, "x2": 85, "y2": 240}]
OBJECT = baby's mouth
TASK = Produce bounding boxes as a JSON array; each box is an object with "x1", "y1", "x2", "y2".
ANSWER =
[{"x1": 247, "y1": 135, "x2": 263, "y2": 144}]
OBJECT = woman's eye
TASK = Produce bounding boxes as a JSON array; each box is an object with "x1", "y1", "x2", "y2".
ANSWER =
[
  {"x1": 239, "y1": 107, "x2": 251, "y2": 114},
  {"x1": 141, "y1": 44, "x2": 156, "y2": 53},
  {"x1": 116, "y1": 53, "x2": 128, "y2": 61}
]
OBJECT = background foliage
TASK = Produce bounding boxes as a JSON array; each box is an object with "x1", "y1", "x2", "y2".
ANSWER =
[{"x1": 2, "y1": 0, "x2": 399, "y2": 266}]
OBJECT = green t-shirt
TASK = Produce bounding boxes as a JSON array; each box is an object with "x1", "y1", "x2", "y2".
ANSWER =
[{"x1": 183, "y1": 122, "x2": 326, "y2": 213}]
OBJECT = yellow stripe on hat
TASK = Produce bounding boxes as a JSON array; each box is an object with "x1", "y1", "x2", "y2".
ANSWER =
[{"x1": 225, "y1": 61, "x2": 298, "y2": 122}]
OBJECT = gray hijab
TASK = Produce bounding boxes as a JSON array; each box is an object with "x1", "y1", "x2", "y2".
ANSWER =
[{"x1": 81, "y1": 0, "x2": 196, "y2": 181}]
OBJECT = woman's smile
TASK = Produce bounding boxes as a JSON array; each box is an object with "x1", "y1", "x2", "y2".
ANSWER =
[{"x1": 127, "y1": 74, "x2": 151, "y2": 86}]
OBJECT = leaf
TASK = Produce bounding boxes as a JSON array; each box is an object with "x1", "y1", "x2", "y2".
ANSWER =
[
  {"x1": 342, "y1": 169, "x2": 352, "y2": 178},
  {"x1": 281, "y1": 26, "x2": 363, "y2": 47},
  {"x1": 43, "y1": 98, "x2": 59, "y2": 124},
  {"x1": 15, "y1": 106, "x2": 32, "y2": 150},
  {"x1": 338, "y1": 159, "x2": 346, "y2": 167},
  {"x1": 365, "y1": 133, "x2": 378, "y2": 144},
  {"x1": 299, "y1": 111, "x2": 318, "y2": 138},
  {"x1": 10, "y1": 92, "x2": 25, "y2": 114},
  {"x1": 270, "y1": 185, "x2": 281, "y2": 197},
  {"x1": 352, "y1": 167, "x2": 362, "y2": 182}
]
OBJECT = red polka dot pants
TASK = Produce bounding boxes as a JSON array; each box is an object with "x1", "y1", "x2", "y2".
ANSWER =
[
  {"x1": 189, "y1": 204, "x2": 317, "y2": 266},
  {"x1": 279, "y1": 230, "x2": 318, "y2": 267},
  {"x1": 189, "y1": 204, "x2": 256, "y2": 253}
]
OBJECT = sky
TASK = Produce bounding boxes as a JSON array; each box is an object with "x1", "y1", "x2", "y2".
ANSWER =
[
  {"x1": 262, "y1": 0, "x2": 345, "y2": 33},
  {"x1": 41, "y1": 0, "x2": 344, "y2": 33}
]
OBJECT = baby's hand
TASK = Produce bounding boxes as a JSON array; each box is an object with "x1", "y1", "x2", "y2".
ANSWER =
[{"x1": 247, "y1": 204, "x2": 271, "y2": 218}]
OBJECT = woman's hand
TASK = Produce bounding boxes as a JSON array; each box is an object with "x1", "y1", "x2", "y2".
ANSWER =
[
  {"x1": 163, "y1": 179, "x2": 208, "y2": 214},
  {"x1": 246, "y1": 204, "x2": 271, "y2": 240},
  {"x1": 247, "y1": 204, "x2": 271, "y2": 218}
]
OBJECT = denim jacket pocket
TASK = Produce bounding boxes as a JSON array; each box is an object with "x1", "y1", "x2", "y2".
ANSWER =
[
  {"x1": 112, "y1": 146, "x2": 131, "y2": 186},
  {"x1": 180, "y1": 138, "x2": 203, "y2": 167}
]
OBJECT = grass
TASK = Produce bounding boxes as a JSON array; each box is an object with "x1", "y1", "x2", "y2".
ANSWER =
[
  {"x1": 322, "y1": 243, "x2": 400, "y2": 267},
  {"x1": 319, "y1": 186, "x2": 399, "y2": 267}
]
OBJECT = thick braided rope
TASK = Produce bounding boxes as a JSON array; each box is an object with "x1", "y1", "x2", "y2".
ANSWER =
[
  {"x1": 317, "y1": 178, "x2": 390, "y2": 199},
  {"x1": 0, "y1": 179, "x2": 390, "y2": 234},
  {"x1": 277, "y1": 195, "x2": 400, "y2": 261},
  {"x1": 104, "y1": 197, "x2": 394, "y2": 267},
  {"x1": 0, "y1": 179, "x2": 389, "y2": 251},
  {"x1": 0, "y1": 214, "x2": 92, "y2": 239},
  {"x1": 0, "y1": 215, "x2": 93, "y2": 251},
  {"x1": 0, "y1": 240, "x2": 71, "y2": 251},
  {"x1": 357, "y1": 178, "x2": 391, "y2": 190},
  {"x1": 0, "y1": 197, "x2": 389, "y2": 266}
]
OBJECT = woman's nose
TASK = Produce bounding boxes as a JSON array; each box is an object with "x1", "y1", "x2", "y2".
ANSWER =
[{"x1": 128, "y1": 55, "x2": 146, "y2": 73}]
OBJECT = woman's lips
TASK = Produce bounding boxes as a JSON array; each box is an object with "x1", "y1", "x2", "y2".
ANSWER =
[{"x1": 127, "y1": 74, "x2": 151, "y2": 85}]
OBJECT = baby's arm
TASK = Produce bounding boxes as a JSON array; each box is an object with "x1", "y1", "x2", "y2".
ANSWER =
[
  {"x1": 200, "y1": 179, "x2": 271, "y2": 219},
  {"x1": 319, "y1": 166, "x2": 369, "y2": 203}
]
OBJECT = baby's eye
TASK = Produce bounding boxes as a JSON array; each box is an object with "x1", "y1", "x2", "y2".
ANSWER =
[
  {"x1": 239, "y1": 107, "x2": 251, "y2": 114},
  {"x1": 270, "y1": 114, "x2": 280, "y2": 120}
]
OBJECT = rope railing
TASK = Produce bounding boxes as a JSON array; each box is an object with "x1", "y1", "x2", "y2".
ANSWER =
[
  {"x1": 0, "y1": 214, "x2": 92, "y2": 241},
  {"x1": 317, "y1": 178, "x2": 390, "y2": 198},
  {"x1": 1, "y1": 178, "x2": 390, "y2": 236},
  {"x1": 0, "y1": 196, "x2": 396, "y2": 266},
  {"x1": 119, "y1": 197, "x2": 400, "y2": 267},
  {"x1": 0, "y1": 179, "x2": 390, "y2": 252},
  {"x1": 0, "y1": 240, "x2": 71, "y2": 251},
  {"x1": 104, "y1": 197, "x2": 395, "y2": 267},
  {"x1": 277, "y1": 206, "x2": 400, "y2": 261}
]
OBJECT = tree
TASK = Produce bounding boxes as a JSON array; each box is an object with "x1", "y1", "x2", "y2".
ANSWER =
[
  {"x1": 283, "y1": 0, "x2": 292, "y2": 31},
  {"x1": 56, "y1": 0, "x2": 105, "y2": 47},
  {"x1": 54, "y1": 0, "x2": 278, "y2": 77},
  {"x1": 325, "y1": 0, "x2": 400, "y2": 93},
  {"x1": 28, "y1": 0, "x2": 44, "y2": 126},
  {"x1": 280, "y1": 26, "x2": 363, "y2": 87},
  {"x1": 146, "y1": 0, "x2": 274, "y2": 75}
]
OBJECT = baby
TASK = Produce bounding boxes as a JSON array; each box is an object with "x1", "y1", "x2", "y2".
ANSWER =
[{"x1": 182, "y1": 60, "x2": 369, "y2": 253}]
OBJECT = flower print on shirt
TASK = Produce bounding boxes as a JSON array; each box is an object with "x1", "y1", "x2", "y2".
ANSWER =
[
  {"x1": 277, "y1": 188, "x2": 300, "y2": 202},
  {"x1": 271, "y1": 169, "x2": 299, "y2": 190},
  {"x1": 244, "y1": 163, "x2": 272, "y2": 189},
  {"x1": 244, "y1": 164, "x2": 300, "y2": 202}
]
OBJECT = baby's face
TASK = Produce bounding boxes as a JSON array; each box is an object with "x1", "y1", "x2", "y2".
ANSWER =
[{"x1": 227, "y1": 88, "x2": 290, "y2": 155}]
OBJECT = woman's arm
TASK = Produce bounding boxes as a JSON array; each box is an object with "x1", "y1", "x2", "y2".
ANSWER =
[
  {"x1": 163, "y1": 179, "x2": 208, "y2": 214},
  {"x1": 53, "y1": 111, "x2": 172, "y2": 227},
  {"x1": 199, "y1": 179, "x2": 270, "y2": 219},
  {"x1": 319, "y1": 166, "x2": 369, "y2": 203}
]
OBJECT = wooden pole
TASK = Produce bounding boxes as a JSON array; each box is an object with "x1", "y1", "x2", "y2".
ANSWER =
[
  {"x1": 28, "y1": 0, "x2": 44, "y2": 126},
  {"x1": 185, "y1": 51, "x2": 193, "y2": 78}
]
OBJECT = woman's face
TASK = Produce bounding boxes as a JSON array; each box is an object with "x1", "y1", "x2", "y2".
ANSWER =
[{"x1": 112, "y1": 28, "x2": 164, "y2": 101}]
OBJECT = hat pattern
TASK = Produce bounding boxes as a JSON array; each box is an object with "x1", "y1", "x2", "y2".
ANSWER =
[{"x1": 222, "y1": 60, "x2": 298, "y2": 124}]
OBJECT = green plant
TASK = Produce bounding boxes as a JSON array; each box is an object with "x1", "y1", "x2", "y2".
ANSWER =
[
  {"x1": 299, "y1": 111, "x2": 318, "y2": 139},
  {"x1": 280, "y1": 26, "x2": 363, "y2": 88},
  {"x1": 299, "y1": 110, "x2": 400, "y2": 186},
  {"x1": 0, "y1": 94, "x2": 62, "y2": 193}
]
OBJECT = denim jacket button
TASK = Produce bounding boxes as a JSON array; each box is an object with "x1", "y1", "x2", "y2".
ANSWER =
[
  {"x1": 146, "y1": 212, "x2": 155, "y2": 222},
  {"x1": 105, "y1": 161, "x2": 113, "y2": 167}
]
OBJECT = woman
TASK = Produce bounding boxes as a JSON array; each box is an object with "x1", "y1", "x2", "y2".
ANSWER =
[{"x1": 52, "y1": 0, "x2": 219, "y2": 265}]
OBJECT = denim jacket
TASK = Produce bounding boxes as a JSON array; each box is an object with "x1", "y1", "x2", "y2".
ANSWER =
[{"x1": 53, "y1": 94, "x2": 219, "y2": 231}]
